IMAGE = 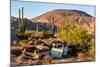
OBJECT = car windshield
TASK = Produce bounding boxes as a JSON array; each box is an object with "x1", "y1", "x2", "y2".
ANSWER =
[{"x1": 54, "y1": 43, "x2": 62, "y2": 48}]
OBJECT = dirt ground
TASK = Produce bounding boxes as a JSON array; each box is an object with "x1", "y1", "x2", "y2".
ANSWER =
[{"x1": 10, "y1": 55, "x2": 93, "y2": 67}]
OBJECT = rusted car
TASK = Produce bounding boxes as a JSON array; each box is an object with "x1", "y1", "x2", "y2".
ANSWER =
[
  {"x1": 50, "y1": 40, "x2": 68, "y2": 58},
  {"x1": 21, "y1": 45, "x2": 50, "y2": 60}
]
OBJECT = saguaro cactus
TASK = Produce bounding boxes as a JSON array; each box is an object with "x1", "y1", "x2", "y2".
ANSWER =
[
  {"x1": 18, "y1": 7, "x2": 25, "y2": 33},
  {"x1": 21, "y1": 7, "x2": 25, "y2": 32},
  {"x1": 51, "y1": 16, "x2": 54, "y2": 33},
  {"x1": 48, "y1": 15, "x2": 54, "y2": 33},
  {"x1": 19, "y1": 9, "x2": 21, "y2": 31},
  {"x1": 48, "y1": 16, "x2": 51, "y2": 33},
  {"x1": 36, "y1": 23, "x2": 39, "y2": 32}
]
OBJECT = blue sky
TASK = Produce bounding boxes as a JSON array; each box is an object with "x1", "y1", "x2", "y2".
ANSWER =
[{"x1": 11, "y1": 0, "x2": 95, "y2": 19}]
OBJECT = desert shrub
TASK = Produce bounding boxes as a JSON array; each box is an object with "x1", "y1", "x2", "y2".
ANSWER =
[
  {"x1": 18, "y1": 40, "x2": 28, "y2": 46},
  {"x1": 56, "y1": 22, "x2": 95, "y2": 58},
  {"x1": 35, "y1": 40, "x2": 45, "y2": 45},
  {"x1": 15, "y1": 55, "x2": 24, "y2": 64},
  {"x1": 11, "y1": 48, "x2": 22, "y2": 56},
  {"x1": 43, "y1": 31, "x2": 54, "y2": 37},
  {"x1": 57, "y1": 22, "x2": 86, "y2": 45}
]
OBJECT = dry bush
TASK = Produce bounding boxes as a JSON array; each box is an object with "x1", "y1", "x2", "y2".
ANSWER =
[
  {"x1": 42, "y1": 55, "x2": 52, "y2": 64},
  {"x1": 15, "y1": 55, "x2": 24, "y2": 64}
]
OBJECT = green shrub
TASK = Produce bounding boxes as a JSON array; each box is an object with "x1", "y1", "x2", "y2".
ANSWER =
[{"x1": 56, "y1": 22, "x2": 95, "y2": 58}]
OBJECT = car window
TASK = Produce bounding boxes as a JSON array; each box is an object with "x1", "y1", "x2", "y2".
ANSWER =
[{"x1": 54, "y1": 44, "x2": 62, "y2": 48}]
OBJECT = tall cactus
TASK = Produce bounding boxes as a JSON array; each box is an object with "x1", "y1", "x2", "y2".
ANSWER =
[
  {"x1": 19, "y1": 9, "x2": 21, "y2": 31},
  {"x1": 48, "y1": 15, "x2": 54, "y2": 33},
  {"x1": 51, "y1": 16, "x2": 54, "y2": 33},
  {"x1": 48, "y1": 15, "x2": 51, "y2": 33},
  {"x1": 21, "y1": 6, "x2": 25, "y2": 32},
  {"x1": 18, "y1": 7, "x2": 25, "y2": 33},
  {"x1": 36, "y1": 23, "x2": 39, "y2": 32}
]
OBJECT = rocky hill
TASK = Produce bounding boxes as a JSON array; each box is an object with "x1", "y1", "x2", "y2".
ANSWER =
[
  {"x1": 11, "y1": 9, "x2": 95, "y2": 32},
  {"x1": 32, "y1": 9, "x2": 95, "y2": 32}
]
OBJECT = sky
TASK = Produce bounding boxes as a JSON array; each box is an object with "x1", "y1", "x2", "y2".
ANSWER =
[{"x1": 11, "y1": 0, "x2": 95, "y2": 19}]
